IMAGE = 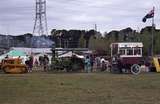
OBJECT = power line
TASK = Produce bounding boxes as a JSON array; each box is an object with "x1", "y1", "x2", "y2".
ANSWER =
[{"x1": 33, "y1": 0, "x2": 48, "y2": 36}]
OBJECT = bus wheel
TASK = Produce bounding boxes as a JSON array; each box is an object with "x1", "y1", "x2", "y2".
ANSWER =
[{"x1": 131, "y1": 64, "x2": 141, "y2": 75}]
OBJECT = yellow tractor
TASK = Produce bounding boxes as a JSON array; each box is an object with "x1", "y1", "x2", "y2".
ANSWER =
[{"x1": 0, "y1": 58, "x2": 28, "y2": 74}]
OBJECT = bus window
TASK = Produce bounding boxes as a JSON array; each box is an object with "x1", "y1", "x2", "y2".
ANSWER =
[
  {"x1": 119, "y1": 49, "x2": 125, "y2": 55},
  {"x1": 127, "y1": 48, "x2": 133, "y2": 55},
  {"x1": 134, "y1": 48, "x2": 141, "y2": 55}
]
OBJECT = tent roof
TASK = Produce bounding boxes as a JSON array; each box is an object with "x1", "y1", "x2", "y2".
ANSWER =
[
  {"x1": 58, "y1": 51, "x2": 72, "y2": 58},
  {"x1": 11, "y1": 47, "x2": 52, "y2": 55},
  {"x1": 58, "y1": 51, "x2": 84, "y2": 59},
  {"x1": 7, "y1": 50, "x2": 26, "y2": 56}
]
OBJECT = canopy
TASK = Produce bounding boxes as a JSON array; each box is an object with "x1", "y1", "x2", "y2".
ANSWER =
[
  {"x1": 0, "y1": 50, "x2": 26, "y2": 63},
  {"x1": 58, "y1": 51, "x2": 84, "y2": 59},
  {"x1": 58, "y1": 51, "x2": 72, "y2": 58},
  {"x1": 7, "y1": 50, "x2": 26, "y2": 57}
]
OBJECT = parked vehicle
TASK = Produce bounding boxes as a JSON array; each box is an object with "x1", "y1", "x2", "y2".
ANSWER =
[
  {"x1": 0, "y1": 58, "x2": 27, "y2": 74},
  {"x1": 110, "y1": 42, "x2": 143, "y2": 75}
]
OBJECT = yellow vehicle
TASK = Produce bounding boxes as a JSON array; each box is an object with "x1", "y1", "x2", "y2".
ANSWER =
[
  {"x1": 0, "y1": 58, "x2": 28, "y2": 74},
  {"x1": 152, "y1": 57, "x2": 160, "y2": 72}
]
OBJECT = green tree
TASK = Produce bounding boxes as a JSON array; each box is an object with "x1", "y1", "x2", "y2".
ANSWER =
[{"x1": 78, "y1": 34, "x2": 85, "y2": 48}]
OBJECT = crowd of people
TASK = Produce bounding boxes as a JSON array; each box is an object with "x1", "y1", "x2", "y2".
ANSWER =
[
  {"x1": 2, "y1": 53, "x2": 110, "y2": 73},
  {"x1": 84, "y1": 55, "x2": 110, "y2": 73},
  {"x1": 24, "y1": 54, "x2": 110, "y2": 73},
  {"x1": 25, "y1": 55, "x2": 50, "y2": 72}
]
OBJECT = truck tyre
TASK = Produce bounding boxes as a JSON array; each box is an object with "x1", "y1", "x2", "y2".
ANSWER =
[{"x1": 131, "y1": 64, "x2": 141, "y2": 75}]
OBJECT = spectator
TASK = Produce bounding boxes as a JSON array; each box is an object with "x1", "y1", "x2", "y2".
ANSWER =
[
  {"x1": 84, "y1": 56, "x2": 91, "y2": 73},
  {"x1": 90, "y1": 54, "x2": 94, "y2": 72},
  {"x1": 34, "y1": 58, "x2": 39, "y2": 69},
  {"x1": 100, "y1": 58, "x2": 106, "y2": 71},
  {"x1": 25, "y1": 55, "x2": 30, "y2": 71},
  {"x1": 95, "y1": 56, "x2": 101, "y2": 71},
  {"x1": 28, "y1": 56, "x2": 33, "y2": 72},
  {"x1": 39, "y1": 56, "x2": 44, "y2": 66},
  {"x1": 43, "y1": 55, "x2": 49, "y2": 71}
]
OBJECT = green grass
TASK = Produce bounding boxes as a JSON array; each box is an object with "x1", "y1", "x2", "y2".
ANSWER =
[{"x1": 0, "y1": 72, "x2": 160, "y2": 104}]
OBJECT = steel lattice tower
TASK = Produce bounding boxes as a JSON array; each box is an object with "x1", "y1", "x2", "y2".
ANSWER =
[{"x1": 33, "y1": 0, "x2": 48, "y2": 36}]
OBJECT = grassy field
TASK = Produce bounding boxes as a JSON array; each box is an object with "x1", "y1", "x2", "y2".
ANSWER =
[{"x1": 0, "y1": 72, "x2": 160, "y2": 104}]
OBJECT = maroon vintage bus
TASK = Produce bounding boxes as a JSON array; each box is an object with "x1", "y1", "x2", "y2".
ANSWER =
[{"x1": 110, "y1": 42, "x2": 143, "y2": 75}]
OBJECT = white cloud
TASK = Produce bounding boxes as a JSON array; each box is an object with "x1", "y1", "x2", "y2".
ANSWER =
[{"x1": 0, "y1": 0, "x2": 160, "y2": 35}]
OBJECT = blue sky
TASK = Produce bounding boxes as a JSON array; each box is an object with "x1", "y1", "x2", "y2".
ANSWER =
[{"x1": 0, "y1": 0, "x2": 159, "y2": 35}]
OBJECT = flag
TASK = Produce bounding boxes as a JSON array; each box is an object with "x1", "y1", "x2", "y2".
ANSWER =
[{"x1": 142, "y1": 7, "x2": 155, "y2": 22}]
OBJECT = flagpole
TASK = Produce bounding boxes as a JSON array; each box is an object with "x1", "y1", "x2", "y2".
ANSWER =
[{"x1": 151, "y1": 6, "x2": 155, "y2": 57}]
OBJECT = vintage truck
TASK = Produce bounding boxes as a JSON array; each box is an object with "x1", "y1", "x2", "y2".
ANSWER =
[{"x1": 110, "y1": 42, "x2": 144, "y2": 75}]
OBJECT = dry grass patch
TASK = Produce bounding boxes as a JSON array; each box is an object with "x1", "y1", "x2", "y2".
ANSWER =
[{"x1": 0, "y1": 73, "x2": 160, "y2": 104}]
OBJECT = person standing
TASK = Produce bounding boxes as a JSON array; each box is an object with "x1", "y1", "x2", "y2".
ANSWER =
[
  {"x1": 43, "y1": 55, "x2": 49, "y2": 72},
  {"x1": 34, "y1": 58, "x2": 39, "y2": 70},
  {"x1": 39, "y1": 56, "x2": 43, "y2": 66},
  {"x1": 90, "y1": 55, "x2": 94, "y2": 72},
  {"x1": 95, "y1": 56, "x2": 101, "y2": 71},
  {"x1": 28, "y1": 56, "x2": 33, "y2": 72},
  {"x1": 84, "y1": 56, "x2": 91, "y2": 73},
  {"x1": 25, "y1": 55, "x2": 30, "y2": 72}
]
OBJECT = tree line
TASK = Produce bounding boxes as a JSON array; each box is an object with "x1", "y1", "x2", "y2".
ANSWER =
[
  {"x1": 0, "y1": 26, "x2": 160, "y2": 56},
  {"x1": 50, "y1": 26, "x2": 160, "y2": 56}
]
